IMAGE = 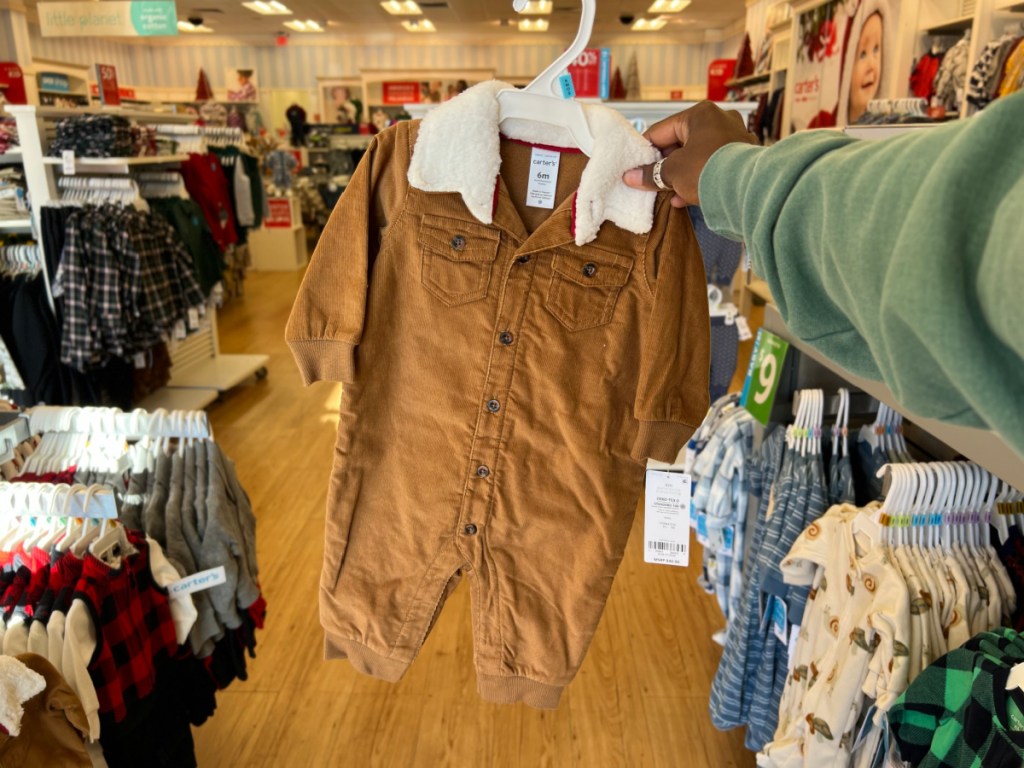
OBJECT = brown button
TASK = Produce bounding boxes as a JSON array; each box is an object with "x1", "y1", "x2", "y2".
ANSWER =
[
  {"x1": 517, "y1": 255, "x2": 531, "y2": 264},
  {"x1": 486, "y1": 399, "x2": 501, "y2": 413},
  {"x1": 499, "y1": 332, "x2": 514, "y2": 346},
  {"x1": 451, "y1": 235, "x2": 466, "y2": 251},
  {"x1": 463, "y1": 524, "x2": 478, "y2": 535},
  {"x1": 476, "y1": 465, "x2": 490, "y2": 478},
  {"x1": 582, "y1": 262, "x2": 597, "y2": 277}
]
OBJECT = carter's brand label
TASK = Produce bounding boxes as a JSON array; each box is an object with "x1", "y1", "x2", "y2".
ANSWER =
[
  {"x1": 526, "y1": 147, "x2": 560, "y2": 209},
  {"x1": 167, "y1": 566, "x2": 226, "y2": 596},
  {"x1": 644, "y1": 470, "x2": 691, "y2": 567}
]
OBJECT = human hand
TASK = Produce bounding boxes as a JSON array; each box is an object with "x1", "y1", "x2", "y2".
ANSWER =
[{"x1": 622, "y1": 101, "x2": 757, "y2": 207}]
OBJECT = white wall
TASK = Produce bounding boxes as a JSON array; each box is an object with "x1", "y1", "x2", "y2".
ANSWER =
[{"x1": 28, "y1": 30, "x2": 730, "y2": 95}]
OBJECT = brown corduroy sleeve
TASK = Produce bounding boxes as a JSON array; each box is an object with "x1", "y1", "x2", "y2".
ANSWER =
[
  {"x1": 630, "y1": 199, "x2": 712, "y2": 463},
  {"x1": 285, "y1": 121, "x2": 413, "y2": 385}
]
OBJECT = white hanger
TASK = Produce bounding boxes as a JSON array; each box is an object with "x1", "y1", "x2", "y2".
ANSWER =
[{"x1": 495, "y1": 0, "x2": 597, "y2": 156}]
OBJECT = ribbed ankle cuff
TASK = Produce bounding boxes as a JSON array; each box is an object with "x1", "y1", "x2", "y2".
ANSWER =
[
  {"x1": 323, "y1": 632, "x2": 409, "y2": 683},
  {"x1": 477, "y1": 673, "x2": 564, "y2": 709}
]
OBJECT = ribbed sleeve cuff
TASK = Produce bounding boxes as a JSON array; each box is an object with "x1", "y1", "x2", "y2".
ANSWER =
[
  {"x1": 287, "y1": 339, "x2": 356, "y2": 385},
  {"x1": 630, "y1": 420, "x2": 698, "y2": 464},
  {"x1": 697, "y1": 142, "x2": 762, "y2": 245}
]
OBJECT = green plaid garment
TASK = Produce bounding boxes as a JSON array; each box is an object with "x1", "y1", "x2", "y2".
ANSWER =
[{"x1": 888, "y1": 628, "x2": 1024, "y2": 768}]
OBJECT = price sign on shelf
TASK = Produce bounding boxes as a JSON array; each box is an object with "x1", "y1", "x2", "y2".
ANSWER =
[{"x1": 740, "y1": 328, "x2": 789, "y2": 424}]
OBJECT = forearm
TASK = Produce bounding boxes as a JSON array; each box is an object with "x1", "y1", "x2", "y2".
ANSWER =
[{"x1": 698, "y1": 93, "x2": 1024, "y2": 451}]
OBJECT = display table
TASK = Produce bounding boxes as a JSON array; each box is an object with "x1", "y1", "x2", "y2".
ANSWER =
[{"x1": 249, "y1": 196, "x2": 308, "y2": 271}]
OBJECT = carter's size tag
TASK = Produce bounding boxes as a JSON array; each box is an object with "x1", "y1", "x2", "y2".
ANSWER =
[
  {"x1": 722, "y1": 525, "x2": 735, "y2": 553},
  {"x1": 187, "y1": 307, "x2": 200, "y2": 330},
  {"x1": 644, "y1": 470, "x2": 691, "y2": 567},
  {"x1": 167, "y1": 567, "x2": 227, "y2": 597},
  {"x1": 526, "y1": 147, "x2": 560, "y2": 209},
  {"x1": 62, "y1": 150, "x2": 76, "y2": 176},
  {"x1": 133, "y1": 352, "x2": 146, "y2": 369}
]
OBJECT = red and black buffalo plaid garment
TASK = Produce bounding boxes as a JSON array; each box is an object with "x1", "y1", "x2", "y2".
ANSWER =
[{"x1": 71, "y1": 531, "x2": 179, "y2": 723}]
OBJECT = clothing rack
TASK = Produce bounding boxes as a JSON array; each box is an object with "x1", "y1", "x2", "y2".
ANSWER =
[
  {"x1": 2, "y1": 104, "x2": 269, "y2": 413},
  {"x1": 763, "y1": 302, "x2": 1024, "y2": 489},
  {"x1": 0, "y1": 481, "x2": 118, "y2": 518},
  {"x1": 26, "y1": 405, "x2": 211, "y2": 441}
]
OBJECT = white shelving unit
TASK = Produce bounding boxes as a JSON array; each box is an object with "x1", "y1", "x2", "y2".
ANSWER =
[
  {"x1": 763, "y1": 303, "x2": 1024, "y2": 488},
  {"x1": 3, "y1": 103, "x2": 268, "y2": 409},
  {"x1": 0, "y1": 219, "x2": 31, "y2": 233}
]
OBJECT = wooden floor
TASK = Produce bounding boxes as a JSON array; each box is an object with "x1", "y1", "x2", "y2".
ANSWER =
[{"x1": 192, "y1": 269, "x2": 758, "y2": 768}]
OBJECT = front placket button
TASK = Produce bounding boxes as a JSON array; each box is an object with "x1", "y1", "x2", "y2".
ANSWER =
[
  {"x1": 464, "y1": 524, "x2": 478, "y2": 535},
  {"x1": 486, "y1": 399, "x2": 500, "y2": 413},
  {"x1": 582, "y1": 262, "x2": 597, "y2": 277},
  {"x1": 499, "y1": 332, "x2": 514, "y2": 346},
  {"x1": 476, "y1": 465, "x2": 490, "y2": 478},
  {"x1": 516, "y1": 255, "x2": 531, "y2": 264},
  {"x1": 451, "y1": 235, "x2": 466, "y2": 251}
]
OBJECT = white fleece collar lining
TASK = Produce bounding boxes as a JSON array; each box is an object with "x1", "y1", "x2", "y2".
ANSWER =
[{"x1": 407, "y1": 80, "x2": 658, "y2": 246}]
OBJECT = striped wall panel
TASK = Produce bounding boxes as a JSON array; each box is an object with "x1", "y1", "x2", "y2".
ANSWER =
[{"x1": 27, "y1": 31, "x2": 731, "y2": 91}]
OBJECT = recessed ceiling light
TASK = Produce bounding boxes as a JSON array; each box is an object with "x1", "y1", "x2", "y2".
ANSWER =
[
  {"x1": 647, "y1": 0, "x2": 690, "y2": 12},
  {"x1": 284, "y1": 19, "x2": 323, "y2": 31},
  {"x1": 631, "y1": 17, "x2": 667, "y2": 30},
  {"x1": 515, "y1": 0, "x2": 552, "y2": 13},
  {"x1": 401, "y1": 18, "x2": 435, "y2": 31},
  {"x1": 381, "y1": 0, "x2": 422, "y2": 15},
  {"x1": 518, "y1": 18, "x2": 549, "y2": 31},
  {"x1": 177, "y1": 20, "x2": 214, "y2": 32},
  {"x1": 242, "y1": 1, "x2": 292, "y2": 15}
]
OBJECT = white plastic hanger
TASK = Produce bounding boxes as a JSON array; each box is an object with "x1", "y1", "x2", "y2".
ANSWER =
[{"x1": 495, "y1": 0, "x2": 597, "y2": 156}]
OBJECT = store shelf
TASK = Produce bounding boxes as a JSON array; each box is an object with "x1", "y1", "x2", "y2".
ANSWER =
[
  {"x1": 763, "y1": 303, "x2": 1024, "y2": 488},
  {"x1": 726, "y1": 73, "x2": 772, "y2": 88},
  {"x1": 5, "y1": 104, "x2": 194, "y2": 123},
  {"x1": 43, "y1": 154, "x2": 189, "y2": 173},
  {"x1": 167, "y1": 354, "x2": 269, "y2": 391},
  {"x1": 996, "y1": 0, "x2": 1024, "y2": 10},
  {"x1": 136, "y1": 386, "x2": 220, "y2": 413},
  {"x1": 0, "y1": 150, "x2": 23, "y2": 165},
  {"x1": 923, "y1": 14, "x2": 974, "y2": 34},
  {"x1": 0, "y1": 218, "x2": 31, "y2": 233}
]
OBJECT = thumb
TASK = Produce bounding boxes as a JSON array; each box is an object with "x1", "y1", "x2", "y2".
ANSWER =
[{"x1": 622, "y1": 165, "x2": 662, "y2": 192}]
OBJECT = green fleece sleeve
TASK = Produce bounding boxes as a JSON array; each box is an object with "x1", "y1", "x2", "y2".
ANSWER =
[{"x1": 698, "y1": 91, "x2": 1024, "y2": 455}]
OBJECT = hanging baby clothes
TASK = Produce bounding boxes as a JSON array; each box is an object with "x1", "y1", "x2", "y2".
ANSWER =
[{"x1": 286, "y1": 79, "x2": 711, "y2": 708}]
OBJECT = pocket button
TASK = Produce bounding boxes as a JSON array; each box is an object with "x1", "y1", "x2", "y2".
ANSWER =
[
  {"x1": 450, "y1": 235, "x2": 467, "y2": 251},
  {"x1": 582, "y1": 262, "x2": 597, "y2": 277}
]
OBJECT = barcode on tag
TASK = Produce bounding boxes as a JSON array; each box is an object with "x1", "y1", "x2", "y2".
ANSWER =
[
  {"x1": 647, "y1": 541, "x2": 688, "y2": 554},
  {"x1": 644, "y1": 470, "x2": 691, "y2": 567}
]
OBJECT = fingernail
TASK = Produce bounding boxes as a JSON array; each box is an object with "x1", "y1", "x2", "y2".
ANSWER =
[{"x1": 623, "y1": 169, "x2": 642, "y2": 186}]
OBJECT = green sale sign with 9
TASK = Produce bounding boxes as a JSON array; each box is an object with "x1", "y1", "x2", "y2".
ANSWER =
[{"x1": 740, "y1": 328, "x2": 790, "y2": 424}]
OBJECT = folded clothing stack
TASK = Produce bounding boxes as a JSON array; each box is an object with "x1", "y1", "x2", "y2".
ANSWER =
[
  {"x1": 48, "y1": 115, "x2": 134, "y2": 158},
  {"x1": 0, "y1": 122, "x2": 17, "y2": 155},
  {"x1": 0, "y1": 169, "x2": 27, "y2": 221}
]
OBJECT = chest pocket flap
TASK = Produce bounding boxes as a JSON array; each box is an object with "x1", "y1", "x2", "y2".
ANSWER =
[
  {"x1": 546, "y1": 248, "x2": 632, "y2": 332},
  {"x1": 419, "y1": 214, "x2": 500, "y2": 307}
]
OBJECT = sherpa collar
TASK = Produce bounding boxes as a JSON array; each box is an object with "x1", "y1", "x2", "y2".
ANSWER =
[{"x1": 407, "y1": 80, "x2": 659, "y2": 246}]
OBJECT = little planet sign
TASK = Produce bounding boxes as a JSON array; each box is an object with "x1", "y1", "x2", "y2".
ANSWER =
[{"x1": 39, "y1": 1, "x2": 178, "y2": 37}]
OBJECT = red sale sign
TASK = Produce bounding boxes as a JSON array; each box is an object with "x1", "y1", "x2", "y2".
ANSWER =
[
  {"x1": 265, "y1": 198, "x2": 293, "y2": 229},
  {"x1": 707, "y1": 59, "x2": 737, "y2": 101},
  {"x1": 0, "y1": 63, "x2": 27, "y2": 105},
  {"x1": 382, "y1": 81, "x2": 420, "y2": 105},
  {"x1": 95, "y1": 64, "x2": 121, "y2": 106},
  {"x1": 566, "y1": 48, "x2": 610, "y2": 99}
]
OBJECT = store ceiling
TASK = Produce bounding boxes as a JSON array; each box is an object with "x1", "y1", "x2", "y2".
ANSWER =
[{"x1": 26, "y1": 0, "x2": 747, "y2": 39}]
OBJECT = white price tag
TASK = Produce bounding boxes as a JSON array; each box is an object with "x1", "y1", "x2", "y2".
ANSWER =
[
  {"x1": 644, "y1": 470, "x2": 691, "y2": 567},
  {"x1": 787, "y1": 624, "x2": 801, "y2": 672},
  {"x1": 736, "y1": 315, "x2": 753, "y2": 341},
  {"x1": 174, "y1": 319, "x2": 187, "y2": 340},
  {"x1": 187, "y1": 307, "x2": 200, "y2": 330},
  {"x1": 741, "y1": 244, "x2": 751, "y2": 272},
  {"x1": 62, "y1": 150, "x2": 76, "y2": 176},
  {"x1": 133, "y1": 352, "x2": 146, "y2": 369},
  {"x1": 167, "y1": 566, "x2": 227, "y2": 596},
  {"x1": 525, "y1": 147, "x2": 561, "y2": 209}
]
